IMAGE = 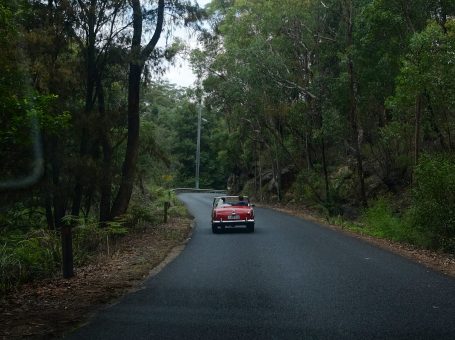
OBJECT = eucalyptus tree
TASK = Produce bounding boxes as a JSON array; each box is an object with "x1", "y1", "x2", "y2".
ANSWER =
[
  {"x1": 68, "y1": 0, "x2": 130, "y2": 224},
  {"x1": 110, "y1": 0, "x2": 203, "y2": 217}
]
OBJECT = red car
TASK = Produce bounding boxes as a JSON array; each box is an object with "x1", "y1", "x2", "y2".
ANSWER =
[{"x1": 211, "y1": 196, "x2": 255, "y2": 233}]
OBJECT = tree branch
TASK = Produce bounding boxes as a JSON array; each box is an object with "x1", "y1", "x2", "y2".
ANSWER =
[{"x1": 141, "y1": 0, "x2": 165, "y2": 62}]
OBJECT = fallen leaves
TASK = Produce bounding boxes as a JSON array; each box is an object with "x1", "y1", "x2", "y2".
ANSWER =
[{"x1": 0, "y1": 217, "x2": 191, "y2": 338}]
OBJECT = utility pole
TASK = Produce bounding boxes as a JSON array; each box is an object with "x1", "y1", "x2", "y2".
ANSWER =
[{"x1": 195, "y1": 104, "x2": 201, "y2": 189}]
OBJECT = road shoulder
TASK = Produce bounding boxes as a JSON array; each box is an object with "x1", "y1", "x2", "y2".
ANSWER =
[
  {"x1": 0, "y1": 216, "x2": 193, "y2": 338},
  {"x1": 260, "y1": 203, "x2": 455, "y2": 277}
]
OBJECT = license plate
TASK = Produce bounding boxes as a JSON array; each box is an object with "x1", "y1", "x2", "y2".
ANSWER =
[{"x1": 228, "y1": 215, "x2": 240, "y2": 220}]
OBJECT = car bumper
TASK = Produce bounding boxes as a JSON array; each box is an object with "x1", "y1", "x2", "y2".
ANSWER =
[{"x1": 212, "y1": 219, "x2": 254, "y2": 226}]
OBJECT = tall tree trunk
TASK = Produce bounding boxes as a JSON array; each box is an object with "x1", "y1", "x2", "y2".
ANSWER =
[
  {"x1": 110, "y1": 63, "x2": 142, "y2": 217},
  {"x1": 49, "y1": 137, "x2": 73, "y2": 278},
  {"x1": 111, "y1": 0, "x2": 165, "y2": 218},
  {"x1": 345, "y1": 0, "x2": 367, "y2": 207},
  {"x1": 97, "y1": 78, "x2": 112, "y2": 223},
  {"x1": 348, "y1": 59, "x2": 367, "y2": 207},
  {"x1": 62, "y1": 0, "x2": 98, "y2": 279},
  {"x1": 316, "y1": 97, "x2": 330, "y2": 202},
  {"x1": 72, "y1": 0, "x2": 97, "y2": 217}
]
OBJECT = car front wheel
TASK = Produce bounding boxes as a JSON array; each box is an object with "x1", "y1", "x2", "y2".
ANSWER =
[{"x1": 247, "y1": 223, "x2": 255, "y2": 233}]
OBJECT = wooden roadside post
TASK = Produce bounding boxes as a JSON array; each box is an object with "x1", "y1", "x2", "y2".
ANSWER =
[
  {"x1": 164, "y1": 201, "x2": 170, "y2": 223},
  {"x1": 164, "y1": 191, "x2": 171, "y2": 223}
]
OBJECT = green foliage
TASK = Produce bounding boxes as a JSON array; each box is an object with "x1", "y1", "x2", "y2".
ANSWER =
[
  {"x1": 127, "y1": 196, "x2": 161, "y2": 227},
  {"x1": 71, "y1": 217, "x2": 128, "y2": 265},
  {"x1": 141, "y1": 83, "x2": 229, "y2": 189},
  {"x1": 362, "y1": 197, "x2": 411, "y2": 241},
  {"x1": 0, "y1": 216, "x2": 131, "y2": 294},
  {"x1": 125, "y1": 185, "x2": 189, "y2": 228},
  {"x1": 410, "y1": 153, "x2": 455, "y2": 250},
  {"x1": 292, "y1": 170, "x2": 320, "y2": 205},
  {"x1": 1, "y1": 0, "x2": 455, "y2": 296},
  {"x1": 193, "y1": 0, "x2": 455, "y2": 253},
  {"x1": 0, "y1": 182, "x2": 192, "y2": 294},
  {"x1": 0, "y1": 229, "x2": 60, "y2": 294}
]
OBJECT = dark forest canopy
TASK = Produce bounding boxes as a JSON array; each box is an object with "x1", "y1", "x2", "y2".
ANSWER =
[
  {"x1": 0, "y1": 0, "x2": 454, "y2": 286},
  {"x1": 191, "y1": 0, "x2": 454, "y2": 248}
]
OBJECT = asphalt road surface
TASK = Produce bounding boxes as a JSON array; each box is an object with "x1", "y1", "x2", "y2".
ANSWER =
[{"x1": 68, "y1": 193, "x2": 455, "y2": 339}]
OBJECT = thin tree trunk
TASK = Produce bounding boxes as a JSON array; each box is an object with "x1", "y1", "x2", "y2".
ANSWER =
[
  {"x1": 316, "y1": 96, "x2": 330, "y2": 202},
  {"x1": 61, "y1": 225, "x2": 74, "y2": 278},
  {"x1": 72, "y1": 0, "x2": 97, "y2": 217},
  {"x1": 43, "y1": 147, "x2": 55, "y2": 230},
  {"x1": 45, "y1": 191, "x2": 54, "y2": 230},
  {"x1": 305, "y1": 133, "x2": 312, "y2": 171},
  {"x1": 49, "y1": 137, "x2": 73, "y2": 277},
  {"x1": 345, "y1": 0, "x2": 367, "y2": 207},
  {"x1": 276, "y1": 148, "x2": 282, "y2": 202},
  {"x1": 96, "y1": 75, "x2": 112, "y2": 224},
  {"x1": 414, "y1": 94, "x2": 422, "y2": 166},
  {"x1": 99, "y1": 137, "x2": 112, "y2": 223},
  {"x1": 259, "y1": 155, "x2": 263, "y2": 201},
  {"x1": 321, "y1": 136, "x2": 330, "y2": 201},
  {"x1": 50, "y1": 137, "x2": 66, "y2": 227},
  {"x1": 83, "y1": 186, "x2": 93, "y2": 221}
]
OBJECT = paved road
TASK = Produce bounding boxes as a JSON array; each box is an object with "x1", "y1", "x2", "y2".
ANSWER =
[{"x1": 69, "y1": 193, "x2": 455, "y2": 339}]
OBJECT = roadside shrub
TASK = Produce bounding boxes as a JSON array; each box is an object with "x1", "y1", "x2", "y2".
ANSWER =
[
  {"x1": 69, "y1": 216, "x2": 128, "y2": 265},
  {"x1": 362, "y1": 197, "x2": 409, "y2": 241},
  {"x1": 71, "y1": 219, "x2": 106, "y2": 265},
  {"x1": 292, "y1": 170, "x2": 324, "y2": 206},
  {"x1": 410, "y1": 153, "x2": 455, "y2": 251},
  {"x1": 127, "y1": 201, "x2": 160, "y2": 227},
  {"x1": 0, "y1": 229, "x2": 60, "y2": 294},
  {"x1": 0, "y1": 185, "x2": 190, "y2": 294},
  {"x1": 0, "y1": 242, "x2": 22, "y2": 293},
  {"x1": 292, "y1": 169, "x2": 347, "y2": 217},
  {"x1": 127, "y1": 186, "x2": 188, "y2": 226}
]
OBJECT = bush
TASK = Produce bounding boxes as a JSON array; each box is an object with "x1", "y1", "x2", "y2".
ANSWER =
[
  {"x1": 0, "y1": 229, "x2": 61, "y2": 294},
  {"x1": 291, "y1": 169, "x2": 348, "y2": 217},
  {"x1": 292, "y1": 170, "x2": 324, "y2": 205},
  {"x1": 66, "y1": 216, "x2": 128, "y2": 265},
  {"x1": 362, "y1": 197, "x2": 409, "y2": 241},
  {"x1": 410, "y1": 153, "x2": 455, "y2": 251},
  {"x1": 0, "y1": 185, "x2": 189, "y2": 294},
  {"x1": 127, "y1": 186, "x2": 188, "y2": 225}
]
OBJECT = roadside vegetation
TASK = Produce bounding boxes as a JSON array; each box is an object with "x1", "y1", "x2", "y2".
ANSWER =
[
  {"x1": 1, "y1": 0, "x2": 454, "y2": 299},
  {"x1": 0, "y1": 187, "x2": 188, "y2": 294},
  {"x1": 191, "y1": 0, "x2": 455, "y2": 253},
  {"x1": 0, "y1": 0, "x2": 207, "y2": 292}
]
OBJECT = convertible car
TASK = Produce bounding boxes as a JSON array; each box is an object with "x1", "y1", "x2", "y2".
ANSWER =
[{"x1": 211, "y1": 195, "x2": 255, "y2": 233}]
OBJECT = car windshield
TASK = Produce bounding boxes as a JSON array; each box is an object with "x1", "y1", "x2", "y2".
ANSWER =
[
  {"x1": 222, "y1": 201, "x2": 248, "y2": 207},
  {"x1": 216, "y1": 197, "x2": 249, "y2": 207}
]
